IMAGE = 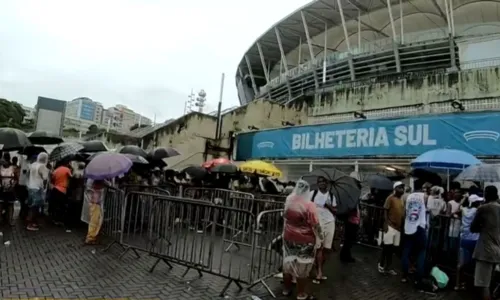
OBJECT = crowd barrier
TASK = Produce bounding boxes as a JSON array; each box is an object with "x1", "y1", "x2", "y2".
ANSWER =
[
  {"x1": 96, "y1": 186, "x2": 473, "y2": 296},
  {"x1": 99, "y1": 189, "x2": 284, "y2": 297}
]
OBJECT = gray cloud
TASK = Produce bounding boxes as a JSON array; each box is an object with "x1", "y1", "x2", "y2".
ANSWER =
[{"x1": 0, "y1": 0, "x2": 308, "y2": 120}]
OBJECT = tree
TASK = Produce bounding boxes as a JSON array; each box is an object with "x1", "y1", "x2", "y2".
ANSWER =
[
  {"x1": 130, "y1": 123, "x2": 149, "y2": 131},
  {"x1": 0, "y1": 98, "x2": 26, "y2": 128},
  {"x1": 88, "y1": 124, "x2": 99, "y2": 133}
]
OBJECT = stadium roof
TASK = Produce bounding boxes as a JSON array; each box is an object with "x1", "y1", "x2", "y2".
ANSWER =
[{"x1": 239, "y1": 0, "x2": 499, "y2": 78}]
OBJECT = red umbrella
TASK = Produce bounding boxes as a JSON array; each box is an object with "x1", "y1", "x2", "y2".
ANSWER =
[{"x1": 202, "y1": 157, "x2": 231, "y2": 169}]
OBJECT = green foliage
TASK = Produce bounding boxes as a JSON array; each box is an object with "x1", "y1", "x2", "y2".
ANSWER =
[
  {"x1": 0, "y1": 98, "x2": 26, "y2": 129},
  {"x1": 88, "y1": 124, "x2": 99, "y2": 133}
]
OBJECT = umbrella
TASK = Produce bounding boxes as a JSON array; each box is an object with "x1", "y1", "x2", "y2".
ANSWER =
[
  {"x1": 202, "y1": 157, "x2": 231, "y2": 169},
  {"x1": 302, "y1": 168, "x2": 361, "y2": 215},
  {"x1": 49, "y1": 143, "x2": 84, "y2": 162},
  {"x1": 0, "y1": 127, "x2": 32, "y2": 151},
  {"x1": 18, "y1": 146, "x2": 46, "y2": 157},
  {"x1": 239, "y1": 160, "x2": 282, "y2": 178},
  {"x1": 211, "y1": 163, "x2": 238, "y2": 173},
  {"x1": 182, "y1": 165, "x2": 207, "y2": 179},
  {"x1": 27, "y1": 131, "x2": 63, "y2": 145},
  {"x1": 365, "y1": 174, "x2": 393, "y2": 191},
  {"x1": 80, "y1": 141, "x2": 108, "y2": 153},
  {"x1": 411, "y1": 149, "x2": 481, "y2": 172},
  {"x1": 409, "y1": 169, "x2": 443, "y2": 186},
  {"x1": 455, "y1": 164, "x2": 500, "y2": 182},
  {"x1": 123, "y1": 153, "x2": 149, "y2": 165},
  {"x1": 85, "y1": 152, "x2": 132, "y2": 180},
  {"x1": 148, "y1": 147, "x2": 180, "y2": 160},
  {"x1": 117, "y1": 145, "x2": 148, "y2": 158}
]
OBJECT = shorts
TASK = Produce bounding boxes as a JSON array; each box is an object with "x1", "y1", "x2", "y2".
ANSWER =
[
  {"x1": 321, "y1": 221, "x2": 335, "y2": 249},
  {"x1": 383, "y1": 226, "x2": 401, "y2": 246},
  {"x1": 28, "y1": 188, "x2": 44, "y2": 208},
  {"x1": 474, "y1": 260, "x2": 496, "y2": 288}
]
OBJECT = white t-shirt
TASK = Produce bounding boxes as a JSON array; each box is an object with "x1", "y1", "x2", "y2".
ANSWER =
[
  {"x1": 0, "y1": 166, "x2": 15, "y2": 190},
  {"x1": 27, "y1": 162, "x2": 49, "y2": 190},
  {"x1": 18, "y1": 158, "x2": 30, "y2": 186},
  {"x1": 404, "y1": 192, "x2": 427, "y2": 235},
  {"x1": 310, "y1": 190, "x2": 337, "y2": 224},
  {"x1": 427, "y1": 196, "x2": 446, "y2": 217}
]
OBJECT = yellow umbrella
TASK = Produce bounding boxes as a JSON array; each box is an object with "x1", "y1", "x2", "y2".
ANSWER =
[{"x1": 239, "y1": 160, "x2": 283, "y2": 178}]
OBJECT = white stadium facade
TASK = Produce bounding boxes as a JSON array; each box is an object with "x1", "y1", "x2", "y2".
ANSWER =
[{"x1": 234, "y1": 0, "x2": 500, "y2": 181}]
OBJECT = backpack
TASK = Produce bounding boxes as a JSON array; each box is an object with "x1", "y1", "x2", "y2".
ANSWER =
[{"x1": 311, "y1": 189, "x2": 334, "y2": 205}]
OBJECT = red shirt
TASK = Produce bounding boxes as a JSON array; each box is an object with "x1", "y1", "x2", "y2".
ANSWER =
[{"x1": 283, "y1": 196, "x2": 319, "y2": 244}]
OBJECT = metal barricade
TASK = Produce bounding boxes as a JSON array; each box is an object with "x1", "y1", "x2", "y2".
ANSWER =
[
  {"x1": 183, "y1": 188, "x2": 255, "y2": 250},
  {"x1": 98, "y1": 187, "x2": 126, "y2": 251},
  {"x1": 358, "y1": 203, "x2": 385, "y2": 248},
  {"x1": 224, "y1": 198, "x2": 285, "y2": 252},
  {"x1": 247, "y1": 209, "x2": 284, "y2": 298},
  {"x1": 119, "y1": 192, "x2": 256, "y2": 296},
  {"x1": 426, "y1": 214, "x2": 461, "y2": 274}
]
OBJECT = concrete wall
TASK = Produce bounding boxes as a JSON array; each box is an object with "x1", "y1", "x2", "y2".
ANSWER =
[
  {"x1": 143, "y1": 99, "x2": 308, "y2": 169},
  {"x1": 312, "y1": 67, "x2": 500, "y2": 116}
]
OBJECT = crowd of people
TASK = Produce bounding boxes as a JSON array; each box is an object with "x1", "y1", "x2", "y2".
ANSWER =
[{"x1": 280, "y1": 175, "x2": 500, "y2": 300}]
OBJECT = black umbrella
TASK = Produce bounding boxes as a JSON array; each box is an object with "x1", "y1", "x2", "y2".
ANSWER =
[
  {"x1": 80, "y1": 141, "x2": 108, "y2": 153},
  {"x1": 0, "y1": 127, "x2": 32, "y2": 151},
  {"x1": 409, "y1": 168, "x2": 442, "y2": 186},
  {"x1": 148, "y1": 147, "x2": 180, "y2": 160},
  {"x1": 18, "y1": 146, "x2": 46, "y2": 157},
  {"x1": 181, "y1": 165, "x2": 207, "y2": 180},
  {"x1": 117, "y1": 145, "x2": 148, "y2": 158},
  {"x1": 28, "y1": 131, "x2": 64, "y2": 145},
  {"x1": 49, "y1": 143, "x2": 85, "y2": 162},
  {"x1": 365, "y1": 174, "x2": 393, "y2": 191},
  {"x1": 302, "y1": 168, "x2": 361, "y2": 215},
  {"x1": 211, "y1": 163, "x2": 238, "y2": 174},
  {"x1": 123, "y1": 153, "x2": 149, "y2": 165}
]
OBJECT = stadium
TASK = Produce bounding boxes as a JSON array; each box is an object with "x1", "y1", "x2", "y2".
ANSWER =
[{"x1": 234, "y1": 0, "x2": 500, "y2": 180}]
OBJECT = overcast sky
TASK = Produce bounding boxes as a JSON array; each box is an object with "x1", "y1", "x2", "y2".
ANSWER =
[{"x1": 0, "y1": 0, "x2": 307, "y2": 122}]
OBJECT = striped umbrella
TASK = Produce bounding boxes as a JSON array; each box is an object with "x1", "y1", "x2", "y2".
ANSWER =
[{"x1": 49, "y1": 143, "x2": 84, "y2": 162}]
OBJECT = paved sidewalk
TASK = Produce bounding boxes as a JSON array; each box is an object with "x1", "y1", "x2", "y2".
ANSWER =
[{"x1": 0, "y1": 222, "x2": 474, "y2": 299}]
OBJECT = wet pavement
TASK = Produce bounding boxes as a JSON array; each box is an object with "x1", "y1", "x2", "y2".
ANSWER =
[{"x1": 0, "y1": 222, "x2": 475, "y2": 300}]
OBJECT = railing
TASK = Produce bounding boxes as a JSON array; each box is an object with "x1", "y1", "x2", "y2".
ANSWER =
[{"x1": 96, "y1": 186, "x2": 476, "y2": 295}]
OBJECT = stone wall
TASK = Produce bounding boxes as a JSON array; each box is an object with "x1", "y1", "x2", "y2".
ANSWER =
[
  {"x1": 312, "y1": 67, "x2": 500, "y2": 115},
  {"x1": 141, "y1": 99, "x2": 308, "y2": 169}
]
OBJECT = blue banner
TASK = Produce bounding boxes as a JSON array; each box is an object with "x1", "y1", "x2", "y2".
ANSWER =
[{"x1": 236, "y1": 112, "x2": 500, "y2": 160}]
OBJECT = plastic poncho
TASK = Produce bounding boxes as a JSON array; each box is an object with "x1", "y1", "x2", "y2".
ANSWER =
[{"x1": 282, "y1": 180, "x2": 320, "y2": 278}]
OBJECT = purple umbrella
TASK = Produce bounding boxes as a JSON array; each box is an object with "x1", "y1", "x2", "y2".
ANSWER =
[{"x1": 85, "y1": 152, "x2": 132, "y2": 180}]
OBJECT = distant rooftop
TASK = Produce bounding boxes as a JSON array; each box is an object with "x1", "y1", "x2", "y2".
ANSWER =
[{"x1": 207, "y1": 106, "x2": 239, "y2": 116}]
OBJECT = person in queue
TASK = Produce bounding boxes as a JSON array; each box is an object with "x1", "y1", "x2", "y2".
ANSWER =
[
  {"x1": 0, "y1": 152, "x2": 17, "y2": 226},
  {"x1": 84, "y1": 179, "x2": 107, "y2": 245},
  {"x1": 16, "y1": 155, "x2": 31, "y2": 219},
  {"x1": 50, "y1": 160, "x2": 72, "y2": 227},
  {"x1": 26, "y1": 153, "x2": 49, "y2": 231},
  {"x1": 309, "y1": 176, "x2": 336, "y2": 283},
  {"x1": 401, "y1": 179, "x2": 427, "y2": 287},
  {"x1": 455, "y1": 194, "x2": 483, "y2": 290},
  {"x1": 470, "y1": 185, "x2": 500, "y2": 300},
  {"x1": 378, "y1": 181, "x2": 405, "y2": 275},
  {"x1": 282, "y1": 180, "x2": 322, "y2": 300}
]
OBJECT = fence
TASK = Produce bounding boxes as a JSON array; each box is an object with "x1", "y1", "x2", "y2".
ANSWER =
[{"x1": 99, "y1": 190, "x2": 284, "y2": 297}]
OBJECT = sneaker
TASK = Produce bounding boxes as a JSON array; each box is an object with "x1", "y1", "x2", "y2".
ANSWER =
[
  {"x1": 26, "y1": 225, "x2": 39, "y2": 231},
  {"x1": 386, "y1": 269, "x2": 398, "y2": 276},
  {"x1": 377, "y1": 264, "x2": 385, "y2": 274}
]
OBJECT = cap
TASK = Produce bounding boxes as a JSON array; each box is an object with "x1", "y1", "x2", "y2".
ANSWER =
[
  {"x1": 393, "y1": 181, "x2": 404, "y2": 189},
  {"x1": 468, "y1": 194, "x2": 484, "y2": 204}
]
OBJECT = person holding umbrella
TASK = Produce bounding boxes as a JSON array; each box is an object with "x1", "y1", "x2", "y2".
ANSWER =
[
  {"x1": 309, "y1": 176, "x2": 337, "y2": 284},
  {"x1": 83, "y1": 153, "x2": 132, "y2": 245}
]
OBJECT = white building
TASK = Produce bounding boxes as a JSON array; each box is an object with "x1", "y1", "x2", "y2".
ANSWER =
[{"x1": 21, "y1": 105, "x2": 35, "y2": 123}]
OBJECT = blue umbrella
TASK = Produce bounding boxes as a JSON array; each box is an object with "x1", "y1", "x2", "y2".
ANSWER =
[{"x1": 411, "y1": 149, "x2": 481, "y2": 172}]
